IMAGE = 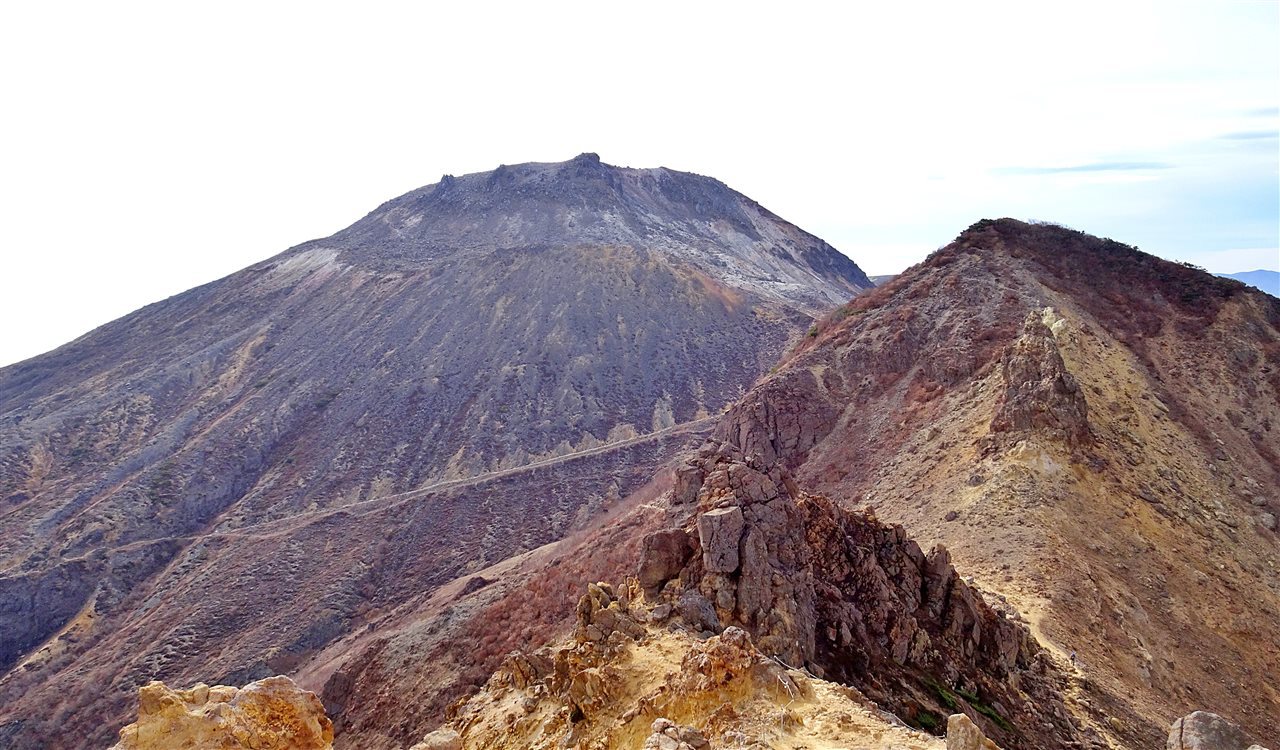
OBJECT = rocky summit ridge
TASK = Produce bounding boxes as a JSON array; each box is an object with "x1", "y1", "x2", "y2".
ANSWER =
[{"x1": 0, "y1": 155, "x2": 870, "y2": 749}]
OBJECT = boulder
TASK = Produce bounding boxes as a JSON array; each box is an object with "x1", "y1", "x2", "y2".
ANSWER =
[
  {"x1": 946, "y1": 713, "x2": 1001, "y2": 749},
  {"x1": 110, "y1": 675, "x2": 333, "y2": 750},
  {"x1": 1166, "y1": 711, "x2": 1266, "y2": 750},
  {"x1": 697, "y1": 506, "x2": 744, "y2": 573},
  {"x1": 676, "y1": 590, "x2": 721, "y2": 633},
  {"x1": 638, "y1": 529, "x2": 695, "y2": 590},
  {"x1": 410, "y1": 728, "x2": 462, "y2": 750},
  {"x1": 642, "y1": 717, "x2": 709, "y2": 750}
]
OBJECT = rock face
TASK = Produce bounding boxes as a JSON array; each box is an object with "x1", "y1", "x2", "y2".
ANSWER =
[
  {"x1": 0, "y1": 155, "x2": 871, "y2": 749},
  {"x1": 637, "y1": 529, "x2": 695, "y2": 592},
  {"x1": 695, "y1": 506, "x2": 744, "y2": 573},
  {"x1": 639, "y1": 438, "x2": 1080, "y2": 749},
  {"x1": 1166, "y1": 712, "x2": 1268, "y2": 750},
  {"x1": 110, "y1": 675, "x2": 332, "y2": 750},
  {"x1": 988, "y1": 311, "x2": 1090, "y2": 448}
]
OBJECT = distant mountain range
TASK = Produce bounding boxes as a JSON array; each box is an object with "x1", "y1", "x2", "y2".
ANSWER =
[{"x1": 1216, "y1": 269, "x2": 1279, "y2": 297}]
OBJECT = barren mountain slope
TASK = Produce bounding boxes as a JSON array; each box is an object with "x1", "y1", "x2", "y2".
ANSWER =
[
  {"x1": 718, "y1": 219, "x2": 1280, "y2": 746},
  {"x1": 332, "y1": 219, "x2": 1279, "y2": 750},
  {"x1": 0, "y1": 155, "x2": 870, "y2": 749}
]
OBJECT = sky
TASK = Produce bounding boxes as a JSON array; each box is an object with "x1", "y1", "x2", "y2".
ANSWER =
[{"x1": 0, "y1": 2, "x2": 1276, "y2": 367}]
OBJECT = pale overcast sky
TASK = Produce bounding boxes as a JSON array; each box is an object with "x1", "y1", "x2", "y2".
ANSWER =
[{"x1": 0, "y1": 2, "x2": 1276, "y2": 367}]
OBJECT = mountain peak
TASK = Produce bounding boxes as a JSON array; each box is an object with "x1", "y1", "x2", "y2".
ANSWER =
[
  {"x1": 321, "y1": 155, "x2": 870, "y2": 309},
  {"x1": 0, "y1": 157, "x2": 875, "y2": 748}
]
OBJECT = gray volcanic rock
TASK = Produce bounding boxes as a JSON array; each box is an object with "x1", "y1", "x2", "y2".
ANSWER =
[
  {"x1": 696, "y1": 506, "x2": 744, "y2": 573},
  {"x1": 636, "y1": 529, "x2": 694, "y2": 592},
  {"x1": 646, "y1": 438, "x2": 1082, "y2": 749},
  {"x1": 1167, "y1": 711, "x2": 1266, "y2": 750},
  {"x1": 988, "y1": 311, "x2": 1091, "y2": 448},
  {"x1": 330, "y1": 152, "x2": 870, "y2": 311},
  {"x1": 0, "y1": 155, "x2": 870, "y2": 749}
]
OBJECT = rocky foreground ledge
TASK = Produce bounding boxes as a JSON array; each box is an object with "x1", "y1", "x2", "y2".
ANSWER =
[
  {"x1": 109, "y1": 675, "x2": 332, "y2": 749},
  {"x1": 105, "y1": 645, "x2": 1270, "y2": 750}
]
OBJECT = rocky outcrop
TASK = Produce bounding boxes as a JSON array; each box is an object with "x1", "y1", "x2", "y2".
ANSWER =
[
  {"x1": 696, "y1": 506, "x2": 744, "y2": 573},
  {"x1": 574, "y1": 581, "x2": 646, "y2": 648},
  {"x1": 409, "y1": 728, "x2": 462, "y2": 750},
  {"x1": 947, "y1": 713, "x2": 1001, "y2": 750},
  {"x1": 642, "y1": 718, "x2": 710, "y2": 750},
  {"x1": 637, "y1": 529, "x2": 695, "y2": 592},
  {"x1": 988, "y1": 310, "x2": 1090, "y2": 448},
  {"x1": 438, "y1": 608, "x2": 945, "y2": 750},
  {"x1": 109, "y1": 675, "x2": 332, "y2": 750},
  {"x1": 639, "y1": 438, "x2": 1083, "y2": 749},
  {"x1": 1166, "y1": 711, "x2": 1270, "y2": 750}
]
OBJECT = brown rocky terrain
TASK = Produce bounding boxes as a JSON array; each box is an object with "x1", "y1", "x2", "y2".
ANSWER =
[
  {"x1": 0, "y1": 155, "x2": 870, "y2": 749},
  {"x1": 109, "y1": 676, "x2": 331, "y2": 750},
  {"x1": 396, "y1": 447, "x2": 1082, "y2": 749},
  {"x1": 716, "y1": 219, "x2": 1280, "y2": 746},
  {"x1": 325, "y1": 219, "x2": 1278, "y2": 749}
]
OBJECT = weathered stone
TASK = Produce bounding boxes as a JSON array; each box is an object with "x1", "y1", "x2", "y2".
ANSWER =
[
  {"x1": 638, "y1": 529, "x2": 695, "y2": 590},
  {"x1": 568, "y1": 668, "x2": 609, "y2": 714},
  {"x1": 1166, "y1": 711, "x2": 1263, "y2": 750},
  {"x1": 643, "y1": 438, "x2": 1084, "y2": 748},
  {"x1": 642, "y1": 717, "x2": 706, "y2": 750},
  {"x1": 989, "y1": 311, "x2": 1090, "y2": 448},
  {"x1": 651, "y1": 718, "x2": 675, "y2": 733},
  {"x1": 674, "y1": 463, "x2": 704, "y2": 505},
  {"x1": 735, "y1": 526, "x2": 771, "y2": 627},
  {"x1": 678, "y1": 725, "x2": 710, "y2": 748},
  {"x1": 946, "y1": 712, "x2": 1001, "y2": 749},
  {"x1": 697, "y1": 506, "x2": 745, "y2": 573},
  {"x1": 110, "y1": 676, "x2": 332, "y2": 750},
  {"x1": 676, "y1": 590, "x2": 721, "y2": 633},
  {"x1": 410, "y1": 728, "x2": 462, "y2": 750},
  {"x1": 1258, "y1": 512, "x2": 1277, "y2": 532}
]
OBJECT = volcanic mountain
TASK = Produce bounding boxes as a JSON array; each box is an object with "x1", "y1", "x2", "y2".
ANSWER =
[
  {"x1": 317, "y1": 220, "x2": 1278, "y2": 750},
  {"x1": 0, "y1": 154, "x2": 870, "y2": 748}
]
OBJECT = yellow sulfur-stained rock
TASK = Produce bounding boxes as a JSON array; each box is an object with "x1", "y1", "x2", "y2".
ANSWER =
[
  {"x1": 946, "y1": 713, "x2": 1001, "y2": 750},
  {"x1": 110, "y1": 675, "x2": 332, "y2": 749}
]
